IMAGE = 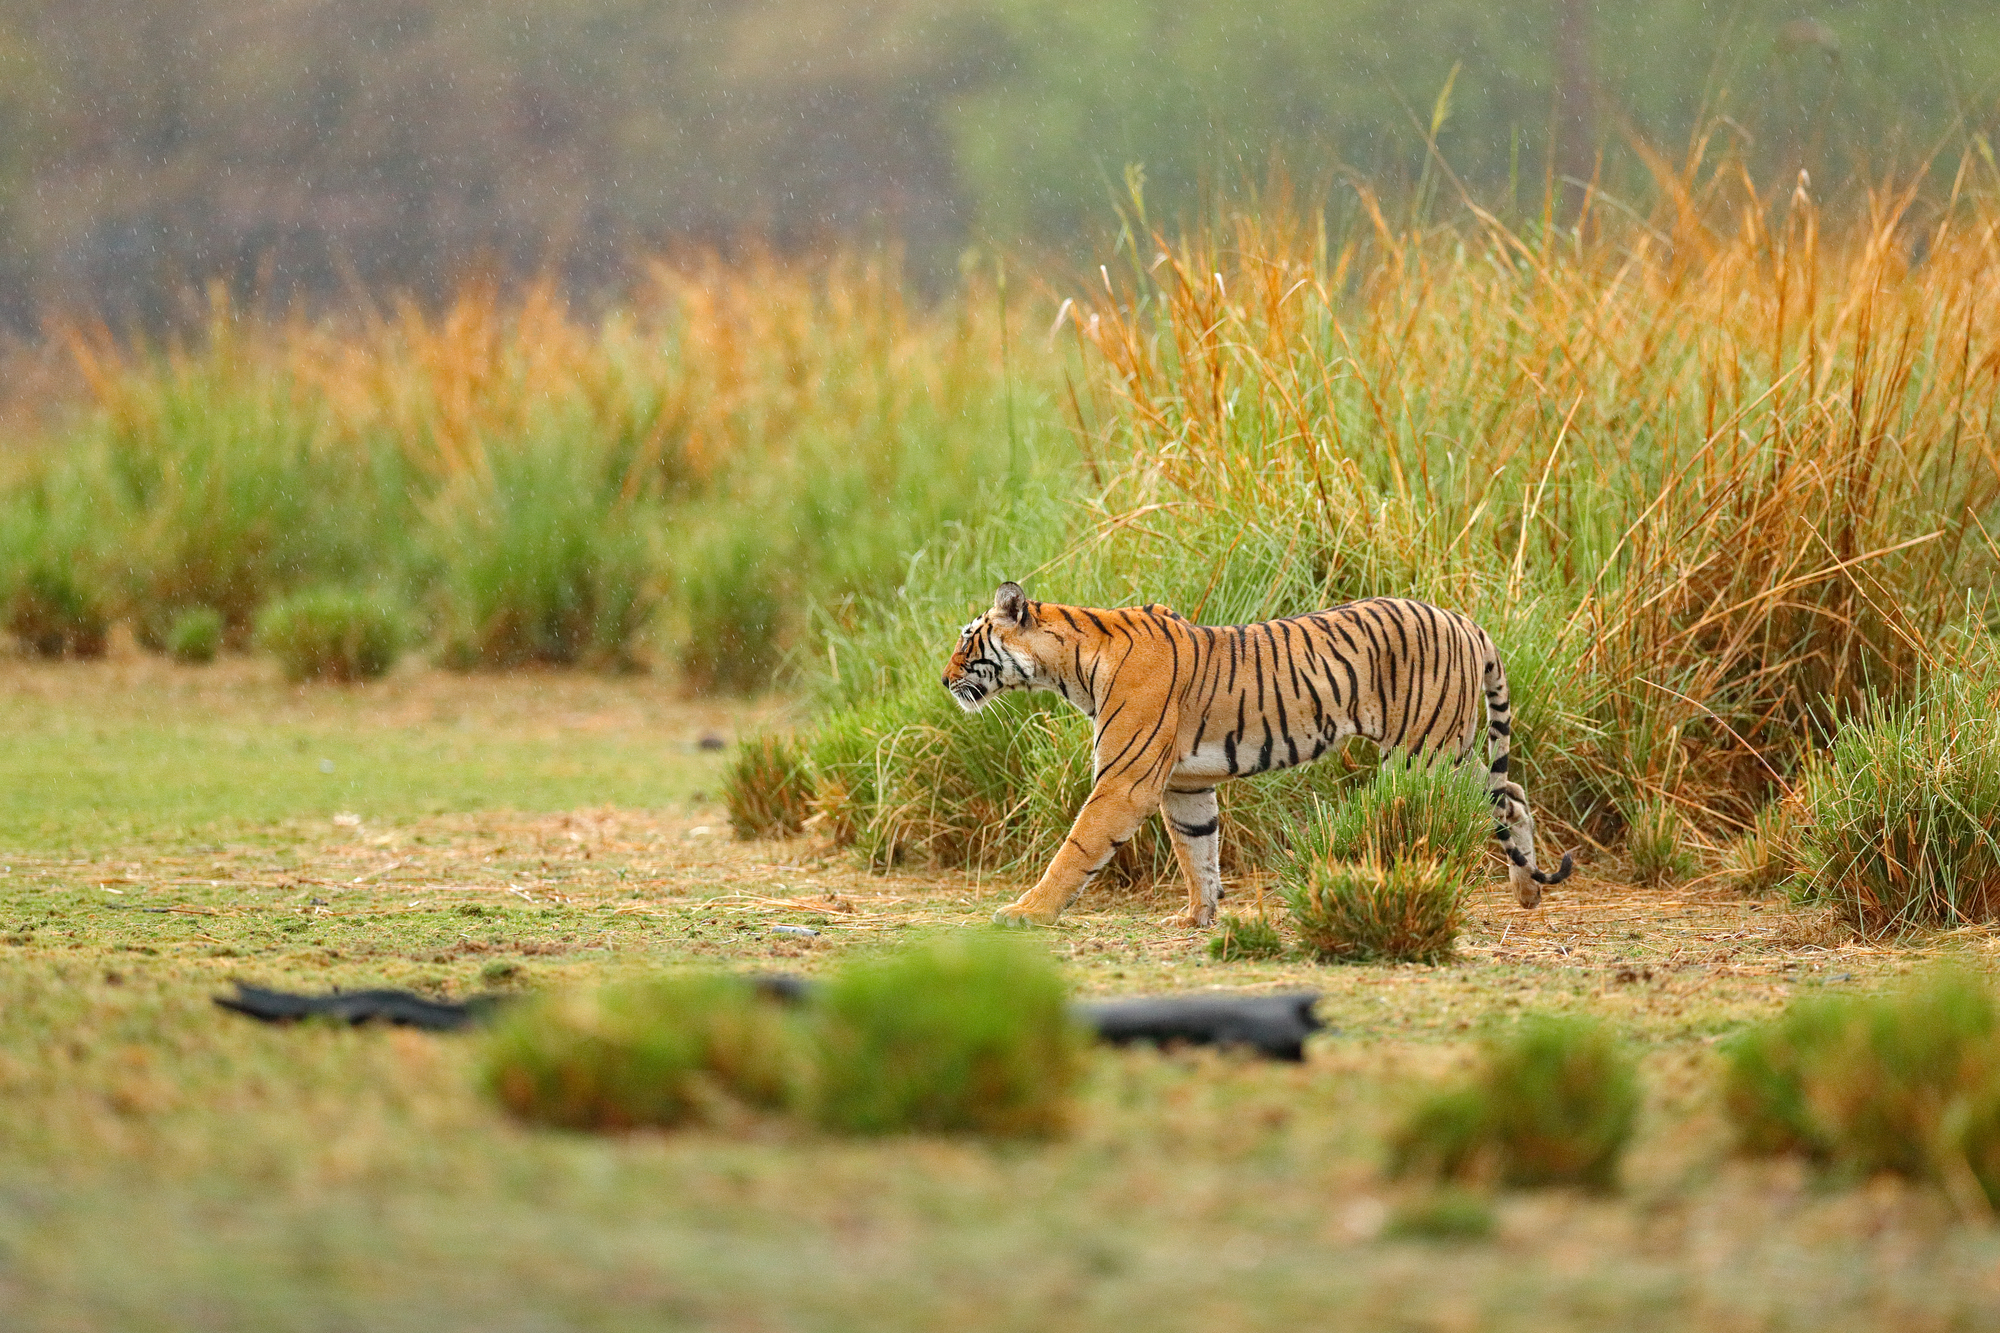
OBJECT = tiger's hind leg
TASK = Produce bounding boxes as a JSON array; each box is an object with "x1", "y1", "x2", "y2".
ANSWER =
[{"x1": 1160, "y1": 787, "x2": 1222, "y2": 930}]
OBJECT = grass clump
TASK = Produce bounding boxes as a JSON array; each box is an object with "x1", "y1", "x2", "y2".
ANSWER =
[
  {"x1": 1279, "y1": 765, "x2": 1488, "y2": 964},
  {"x1": 430, "y1": 445, "x2": 657, "y2": 672},
  {"x1": 1285, "y1": 857, "x2": 1465, "y2": 964},
  {"x1": 1, "y1": 498, "x2": 111, "y2": 658},
  {"x1": 165, "y1": 606, "x2": 224, "y2": 664},
  {"x1": 723, "y1": 734, "x2": 815, "y2": 839},
  {"x1": 485, "y1": 973, "x2": 801, "y2": 1131},
  {"x1": 1791, "y1": 666, "x2": 2000, "y2": 932},
  {"x1": 1723, "y1": 972, "x2": 2000, "y2": 1200},
  {"x1": 675, "y1": 519, "x2": 784, "y2": 693},
  {"x1": 1296, "y1": 762, "x2": 1491, "y2": 869},
  {"x1": 1625, "y1": 799, "x2": 1697, "y2": 887},
  {"x1": 1207, "y1": 912, "x2": 1287, "y2": 961},
  {"x1": 1724, "y1": 799, "x2": 1808, "y2": 898},
  {"x1": 5, "y1": 564, "x2": 110, "y2": 659},
  {"x1": 811, "y1": 934, "x2": 1082, "y2": 1137},
  {"x1": 1391, "y1": 1016, "x2": 1639, "y2": 1191},
  {"x1": 254, "y1": 588, "x2": 405, "y2": 683},
  {"x1": 797, "y1": 173, "x2": 2000, "y2": 893},
  {"x1": 1288, "y1": 856, "x2": 1464, "y2": 960}
]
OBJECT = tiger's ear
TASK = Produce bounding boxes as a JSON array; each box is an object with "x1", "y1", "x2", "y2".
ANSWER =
[{"x1": 992, "y1": 581, "x2": 1031, "y2": 627}]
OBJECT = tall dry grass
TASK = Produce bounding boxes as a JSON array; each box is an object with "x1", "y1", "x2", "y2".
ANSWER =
[
  {"x1": 760, "y1": 161, "x2": 2000, "y2": 884},
  {"x1": 1055, "y1": 166, "x2": 2000, "y2": 836}
]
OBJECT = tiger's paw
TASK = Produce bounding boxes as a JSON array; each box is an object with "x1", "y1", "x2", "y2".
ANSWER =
[
  {"x1": 1158, "y1": 908, "x2": 1214, "y2": 931},
  {"x1": 993, "y1": 901, "x2": 1060, "y2": 929}
]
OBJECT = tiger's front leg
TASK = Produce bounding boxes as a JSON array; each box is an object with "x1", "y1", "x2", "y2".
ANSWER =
[{"x1": 993, "y1": 781, "x2": 1162, "y2": 928}]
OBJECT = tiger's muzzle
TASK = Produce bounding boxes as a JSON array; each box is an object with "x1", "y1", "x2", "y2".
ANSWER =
[{"x1": 944, "y1": 670, "x2": 990, "y2": 712}]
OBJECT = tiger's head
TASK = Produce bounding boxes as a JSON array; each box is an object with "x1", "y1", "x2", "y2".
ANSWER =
[{"x1": 941, "y1": 581, "x2": 1060, "y2": 712}]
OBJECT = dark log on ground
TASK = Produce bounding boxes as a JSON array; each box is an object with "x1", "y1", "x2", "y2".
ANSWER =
[
  {"x1": 214, "y1": 984, "x2": 513, "y2": 1031},
  {"x1": 1072, "y1": 992, "x2": 1324, "y2": 1062},
  {"x1": 214, "y1": 980, "x2": 1327, "y2": 1059}
]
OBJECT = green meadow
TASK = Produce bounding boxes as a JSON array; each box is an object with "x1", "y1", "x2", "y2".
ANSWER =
[{"x1": 5, "y1": 156, "x2": 2000, "y2": 1327}]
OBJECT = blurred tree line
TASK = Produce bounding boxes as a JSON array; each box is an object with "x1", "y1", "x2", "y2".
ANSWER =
[{"x1": 0, "y1": 0, "x2": 1990, "y2": 328}]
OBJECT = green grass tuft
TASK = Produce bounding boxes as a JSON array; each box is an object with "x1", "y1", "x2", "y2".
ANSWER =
[
  {"x1": 723, "y1": 734, "x2": 815, "y2": 839},
  {"x1": 1391, "y1": 1016, "x2": 1639, "y2": 1191},
  {"x1": 165, "y1": 606, "x2": 224, "y2": 665},
  {"x1": 2, "y1": 497, "x2": 111, "y2": 658},
  {"x1": 1279, "y1": 764, "x2": 1488, "y2": 963},
  {"x1": 255, "y1": 588, "x2": 406, "y2": 683},
  {"x1": 430, "y1": 444, "x2": 657, "y2": 672},
  {"x1": 1723, "y1": 971, "x2": 2000, "y2": 1190},
  {"x1": 1284, "y1": 857, "x2": 1466, "y2": 965},
  {"x1": 675, "y1": 519, "x2": 785, "y2": 693},
  {"x1": 1791, "y1": 665, "x2": 2000, "y2": 932},
  {"x1": 484, "y1": 973, "x2": 803, "y2": 1132},
  {"x1": 1720, "y1": 997, "x2": 1858, "y2": 1159},
  {"x1": 811, "y1": 934, "x2": 1082, "y2": 1137},
  {"x1": 1624, "y1": 799, "x2": 1697, "y2": 887},
  {"x1": 6, "y1": 564, "x2": 110, "y2": 659},
  {"x1": 1293, "y1": 762, "x2": 1492, "y2": 870},
  {"x1": 1207, "y1": 912, "x2": 1287, "y2": 961}
]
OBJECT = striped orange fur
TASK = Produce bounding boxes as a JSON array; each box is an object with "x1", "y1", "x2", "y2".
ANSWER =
[{"x1": 942, "y1": 582, "x2": 1572, "y2": 929}]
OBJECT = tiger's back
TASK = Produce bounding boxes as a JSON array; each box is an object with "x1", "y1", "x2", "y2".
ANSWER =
[{"x1": 1154, "y1": 597, "x2": 1495, "y2": 785}]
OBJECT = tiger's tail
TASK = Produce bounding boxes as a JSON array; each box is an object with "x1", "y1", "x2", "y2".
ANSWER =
[{"x1": 1479, "y1": 637, "x2": 1572, "y2": 905}]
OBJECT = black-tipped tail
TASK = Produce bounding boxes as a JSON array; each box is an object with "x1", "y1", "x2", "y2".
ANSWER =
[{"x1": 1504, "y1": 847, "x2": 1575, "y2": 886}]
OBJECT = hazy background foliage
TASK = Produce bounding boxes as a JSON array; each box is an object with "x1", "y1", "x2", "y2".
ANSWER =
[{"x1": 0, "y1": 0, "x2": 1991, "y2": 326}]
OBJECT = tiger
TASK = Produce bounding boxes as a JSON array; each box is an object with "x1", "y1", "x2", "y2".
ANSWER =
[{"x1": 941, "y1": 582, "x2": 1573, "y2": 929}]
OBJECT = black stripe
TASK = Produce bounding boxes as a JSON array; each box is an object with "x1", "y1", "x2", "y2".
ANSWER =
[
  {"x1": 1408, "y1": 607, "x2": 1456, "y2": 748},
  {"x1": 1251, "y1": 627, "x2": 1267, "y2": 713}
]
